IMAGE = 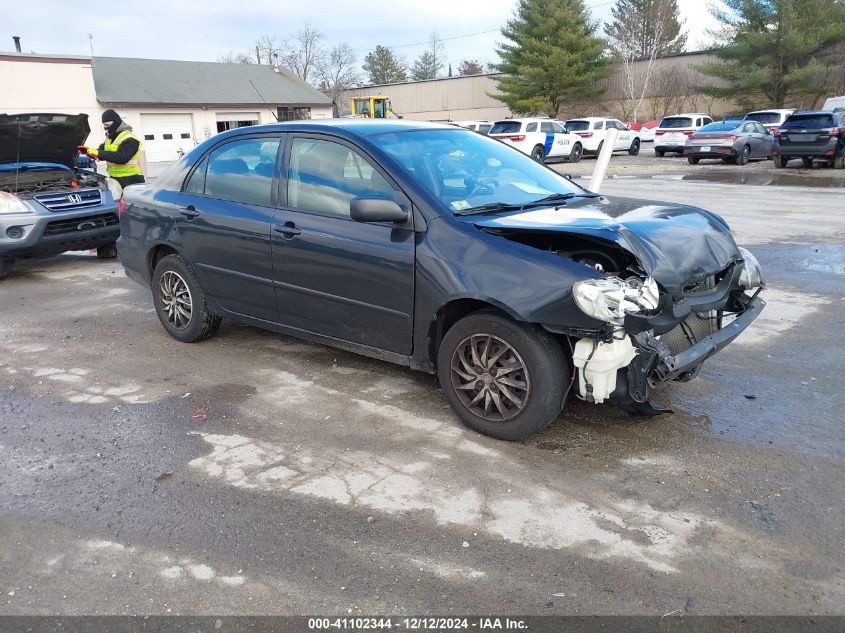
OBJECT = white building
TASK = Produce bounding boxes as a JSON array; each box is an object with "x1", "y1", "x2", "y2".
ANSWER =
[{"x1": 0, "y1": 51, "x2": 333, "y2": 164}]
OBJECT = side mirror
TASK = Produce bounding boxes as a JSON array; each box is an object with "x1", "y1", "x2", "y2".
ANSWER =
[
  {"x1": 626, "y1": 124, "x2": 632, "y2": 131},
  {"x1": 350, "y1": 198, "x2": 408, "y2": 223}
]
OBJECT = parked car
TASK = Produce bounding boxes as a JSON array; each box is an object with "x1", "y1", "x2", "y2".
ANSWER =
[
  {"x1": 563, "y1": 117, "x2": 641, "y2": 156},
  {"x1": 743, "y1": 109, "x2": 795, "y2": 133},
  {"x1": 0, "y1": 112, "x2": 123, "y2": 279},
  {"x1": 451, "y1": 121, "x2": 493, "y2": 135},
  {"x1": 822, "y1": 96, "x2": 845, "y2": 111},
  {"x1": 118, "y1": 120, "x2": 766, "y2": 441},
  {"x1": 773, "y1": 110, "x2": 845, "y2": 169},
  {"x1": 684, "y1": 120, "x2": 774, "y2": 165},
  {"x1": 488, "y1": 117, "x2": 582, "y2": 162},
  {"x1": 654, "y1": 113, "x2": 715, "y2": 156},
  {"x1": 624, "y1": 120, "x2": 655, "y2": 142}
]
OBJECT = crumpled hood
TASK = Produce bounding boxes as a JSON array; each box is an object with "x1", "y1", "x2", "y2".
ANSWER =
[
  {"x1": 0, "y1": 113, "x2": 91, "y2": 168},
  {"x1": 468, "y1": 195, "x2": 741, "y2": 293}
]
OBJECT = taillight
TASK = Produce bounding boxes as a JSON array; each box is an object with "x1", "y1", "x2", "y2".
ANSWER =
[
  {"x1": 118, "y1": 198, "x2": 126, "y2": 217},
  {"x1": 577, "y1": 132, "x2": 593, "y2": 138},
  {"x1": 655, "y1": 131, "x2": 665, "y2": 136},
  {"x1": 504, "y1": 135, "x2": 525, "y2": 142},
  {"x1": 825, "y1": 127, "x2": 841, "y2": 137},
  {"x1": 681, "y1": 129, "x2": 695, "y2": 136}
]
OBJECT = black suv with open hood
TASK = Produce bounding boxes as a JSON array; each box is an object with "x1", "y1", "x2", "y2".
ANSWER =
[{"x1": 0, "y1": 113, "x2": 122, "y2": 279}]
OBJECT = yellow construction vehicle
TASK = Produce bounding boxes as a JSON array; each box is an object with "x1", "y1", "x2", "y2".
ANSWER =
[{"x1": 350, "y1": 96, "x2": 399, "y2": 119}]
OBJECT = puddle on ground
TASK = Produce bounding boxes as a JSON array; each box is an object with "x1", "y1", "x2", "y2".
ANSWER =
[{"x1": 651, "y1": 172, "x2": 845, "y2": 188}]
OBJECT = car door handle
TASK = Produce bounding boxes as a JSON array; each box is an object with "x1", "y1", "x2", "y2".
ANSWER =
[
  {"x1": 274, "y1": 223, "x2": 301, "y2": 238},
  {"x1": 178, "y1": 204, "x2": 200, "y2": 219}
]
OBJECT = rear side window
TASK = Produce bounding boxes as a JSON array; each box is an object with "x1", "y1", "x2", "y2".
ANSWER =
[
  {"x1": 782, "y1": 114, "x2": 836, "y2": 129},
  {"x1": 539, "y1": 122, "x2": 554, "y2": 133},
  {"x1": 593, "y1": 121, "x2": 605, "y2": 130},
  {"x1": 478, "y1": 124, "x2": 492, "y2": 135},
  {"x1": 490, "y1": 121, "x2": 522, "y2": 134},
  {"x1": 202, "y1": 137, "x2": 281, "y2": 206},
  {"x1": 526, "y1": 122, "x2": 538, "y2": 132},
  {"x1": 660, "y1": 117, "x2": 693, "y2": 128},
  {"x1": 565, "y1": 120, "x2": 590, "y2": 131},
  {"x1": 745, "y1": 112, "x2": 781, "y2": 125}
]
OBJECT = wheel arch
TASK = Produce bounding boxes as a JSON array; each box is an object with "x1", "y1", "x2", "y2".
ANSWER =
[{"x1": 146, "y1": 243, "x2": 182, "y2": 280}]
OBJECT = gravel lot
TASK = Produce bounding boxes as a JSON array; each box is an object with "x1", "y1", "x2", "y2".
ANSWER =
[{"x1": 0, "y1": 174, "x2": 843, "y2": 616}]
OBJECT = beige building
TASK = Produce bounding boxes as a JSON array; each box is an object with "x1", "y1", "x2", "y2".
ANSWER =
[
  {"x1": 342, "y1": 52, "x2": 740, "y2": 123},
  {"x1": 0, "y1": 52, "x2": 333, "y2": 164}
]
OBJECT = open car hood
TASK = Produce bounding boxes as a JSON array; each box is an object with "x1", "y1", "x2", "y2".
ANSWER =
[
  {"x1": 467, "y1": 195, "x2": 741, "y2": 293},
  {"x1": 0, "y1": 113, "x2": 91, "y2": 168}
]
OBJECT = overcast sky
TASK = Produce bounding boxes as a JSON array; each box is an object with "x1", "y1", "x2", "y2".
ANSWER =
[{"x1": 2, "y1": 0, "x2": 721, "y2": 74}]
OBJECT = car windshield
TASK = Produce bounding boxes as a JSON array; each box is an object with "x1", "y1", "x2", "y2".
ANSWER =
[
  {"x1": 368, "y1": 128, "x2": 584, "y2": 214},
  {"x1": 745, "y1": 112, "x2": 781, "y2": 124},
  {"x1": 564, "y1": 120, "x2": 590, "y2": 131},
  {"x1": 659, "y1": 117, "x2": 693, "y2": 128},
  {"x1": 698, "y1": 122, "x2": 740, "y2": 133},
  {"x1": 781, "y1": 114, "x2": 835, "y2": 129},
  {"x1": 489, "y1": 121, "x2": 522, "y2": 134}
]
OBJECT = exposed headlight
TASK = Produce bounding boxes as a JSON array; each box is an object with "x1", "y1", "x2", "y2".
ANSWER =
[
  {"x1": 106, "y1": 178, "x2": 124, "y2": 201},
  {"x1": 738, "y1": 247, "x2": 765, "y2": 289},
  {"x1": 572, "y1": 276, "x2": 660, "y2": 325},
  {"x1": 0, "y1": 191, "x2": 32, "y2": 215}
]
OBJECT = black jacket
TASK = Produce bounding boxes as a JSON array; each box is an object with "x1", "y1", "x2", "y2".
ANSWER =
[{"x1": 97, "y1": 134, "x2": 140, "y2": 164}]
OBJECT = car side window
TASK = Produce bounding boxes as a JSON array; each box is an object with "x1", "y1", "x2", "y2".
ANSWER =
[
  {"x1": 203, "y1": 137, "x2": 280, "y2": 206},
  {"x1": 593, "y1": 121, "x2": 604, "y2": 130},
  {"x1": 287, "y1": 137, "x2": 395, "y2": 218},
  {"x1": 540, "y1": 122, "x2": 554, "y2": 134},
  {"x1": 525, "y1": 122, "x2": 538, "y2": 132},
  {"x1": 479, "y1": 124, "x2": 492, "y2": 134},
  {"x1": 551, "y1": 121, "x2": 566, "y2": 133},
  {"x1": 743, "y1": 123, "x2": 754, "y2": 133},
  {"x1": 184, "y1": 157, "x2": 207, "y2": 194}
]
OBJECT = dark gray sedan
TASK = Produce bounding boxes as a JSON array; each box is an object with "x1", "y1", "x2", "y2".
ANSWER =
[{"x1": 684, "y1": 120, "x2": 774, "y2": 165}]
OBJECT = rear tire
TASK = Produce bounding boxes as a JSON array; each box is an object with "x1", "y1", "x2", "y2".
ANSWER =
[
  {"x1": 735, "y1": 145, "x2": 750, "y2": 166},
  {"x1": 655, "y1": 149, "x2": 665, "y2": 157},
  {"x1": 774, "y1": 155, "x2": 788, "y2": 168},
  {"x1": 628, "y1": 138, "x2": 640, "y2": 156},
  {"x1": 152, "y1": 254, "x2": 221, "y2": 343},
  {"x1": 687, "y1": 156, "x2": 700, "y2": 165},
  {"x1": 96, "y1": 242, "x2": 118, "y2": 259},
  {"x1": 568, "y1": 143, "x2": 582, "y2": 163},
  {"x1": 531, "y1": 145, "x2": 545, "y2": 162},
  {"x1": 595, "y1": 141, "x2": 604, "y2": 157},
  {"x1": 802, "y1": 157, "x2": 814, "y2": 168},
  {"x1": 834, "y1": 155, "x2": 845, "y2": 169},
  {"x1": 437, "y1": 311, "x2": 569, "y2": 441},
  {"x1": 0, "y1": 259, "x2": 13, "y2": 280}
]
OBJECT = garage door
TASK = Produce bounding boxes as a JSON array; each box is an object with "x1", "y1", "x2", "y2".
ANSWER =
[{"x1": 139, "y1": 114, "x2": 194, "y2": 162}]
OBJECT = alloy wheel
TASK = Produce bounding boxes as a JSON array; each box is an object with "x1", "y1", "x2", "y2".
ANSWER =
[
  {"x1": 450, "y1": 333, "x2": 531, "y2": 422},
  {"x1": 159, "y1": 270, "x2": 193, "y2": 329}
]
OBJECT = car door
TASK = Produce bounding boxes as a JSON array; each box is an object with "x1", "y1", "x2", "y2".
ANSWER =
[
  {"x1": 174, "y1": 134, "x2": 282, "y2": 322},
  {"x1": 611, "y1": 120, "x2": 633, "y2": 150},
  {"x1": 753, "y1": 121, "x2": 772, "y2": 156},
  {"x1": 550, "y1": 121, "x2": 573, "y2": 156},
  {"x1": 271, "y1": 134, "x2": 415, "y2": 354}
]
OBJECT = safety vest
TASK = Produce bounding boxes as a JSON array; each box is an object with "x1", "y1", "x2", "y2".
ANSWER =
[{"x1": 104, "y1": 130, "x2": 142, "y2": 178}]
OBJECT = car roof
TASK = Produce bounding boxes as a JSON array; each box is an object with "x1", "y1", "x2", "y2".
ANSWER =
[
  {"x1": 747, "y1": 109, "x2": 794, "y2": 114},
  {"x1": 662, "y1": 113, "x2": 710, "y2": 118},
  {"x1": 564, "y1": 116, "x2": 617, "y2": 122},
  {"x1": 492, "y1": 117, "x2": 554, "y2": 123},
  {"x1": 216, "y1": 118, "x2": 456, "y2": 138}
]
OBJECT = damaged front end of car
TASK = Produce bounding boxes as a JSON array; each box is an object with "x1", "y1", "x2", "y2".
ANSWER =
[{"x1": 558, "y1": 247, "x2": 766, "y2": 414}]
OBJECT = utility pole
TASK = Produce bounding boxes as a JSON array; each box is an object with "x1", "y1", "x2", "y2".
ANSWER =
[{"x1": 88, "y1": 33, "x2": 94, "y2": 56}]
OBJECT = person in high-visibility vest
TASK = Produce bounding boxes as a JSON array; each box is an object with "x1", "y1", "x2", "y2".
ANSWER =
[{"x1": 78, "y1": 110, "x2": 145, "y2": 188}]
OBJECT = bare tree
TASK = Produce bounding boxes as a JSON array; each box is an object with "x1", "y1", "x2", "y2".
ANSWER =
[
  {"x1": 217, "y1": 51, "x2": 254, "y2": 64},
  {"x1": 279, "y1": 22, "x2": 326, "y2": 84},
  {"x1": 254, "y1": 35, "x2": 282, "y2": 65},
  {"x1": 613, "y1": 15, "x2": 665, "y2": 121},
  {"x1": 318, "y1": 43, "x2": 361, "y2": 114}
]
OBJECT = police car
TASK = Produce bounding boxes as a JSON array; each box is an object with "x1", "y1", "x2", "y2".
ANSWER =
[
  {"x1": 488, "y1": 118, "x2": 582, "y2": 162},
  {"x1": 563, "y1": 117, "x2": 641, "y2": 156}
]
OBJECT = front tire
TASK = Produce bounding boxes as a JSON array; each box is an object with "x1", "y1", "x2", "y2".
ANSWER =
[
  {"x1": 530, "y1": 145, "x2": 545, "y2": 162},
  {"x1": 655, "y1": 149, "x2": 665, "y2": 158},
  {"x1": 628, "y1": 138, "x2": 640, "y2": 156},
  {"x1": 437, "y1": 311, "x2": 569, "y2": 441},
  {"x1": 152, "y1": 254, "x2": 221, "y2": 343},
  {"x1": 96, "y1": 242, "x2": 118, "y2": 259},
  {"x1": 834, "y1": 155, "x2": 845, "y2": 169},
  {"x1": 568, "y1": 143, "x2": 582, "y2": 163},
  {"x1": 687, "y1": 156, "x2": 700, "y2": 165}
]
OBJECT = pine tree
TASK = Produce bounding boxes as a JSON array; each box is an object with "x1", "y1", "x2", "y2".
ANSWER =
[
  {"x1": 412, "y1": 51, "x2": 440, "y2": 80},
  {"x1": 494, "y1": 0, "x2": 610, "y2": 116},
  {"x1": 362, "y1": 45, "x2": 408, "y2": 84},
  {"x1": 604, "y1": 0, "x2": 687, "y2": 59},
  {"x1": 698, "y1": 0, "x2": 845, "y2": 109}
]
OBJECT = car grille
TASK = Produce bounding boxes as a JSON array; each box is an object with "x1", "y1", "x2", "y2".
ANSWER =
[
  {"x1": 659, "y1": 275, "x2": 718, "y2": 355},
  {"x1": 43, "y1": 212, "x2": 118, "y2": 237},
  {"x1": 34, "y1": 188, "x2": 102, "y2": 211}
]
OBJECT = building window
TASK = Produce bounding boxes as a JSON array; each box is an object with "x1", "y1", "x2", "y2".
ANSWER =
[
  {"x1": 216, "y1": 120, "x2": 257, "y2": 133},
  {"x1": 144, "y1": 134, "x2": 155, "y2": 140},
  {"x1": 181, "y1": 133, "x2": 191, "y2": 139},
  {"x1": 163, "y1": 133, "x2": 173, "y2": 140},
  {"x1": 278, "y1": 107, "x2": 311, "y2": 121}
]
